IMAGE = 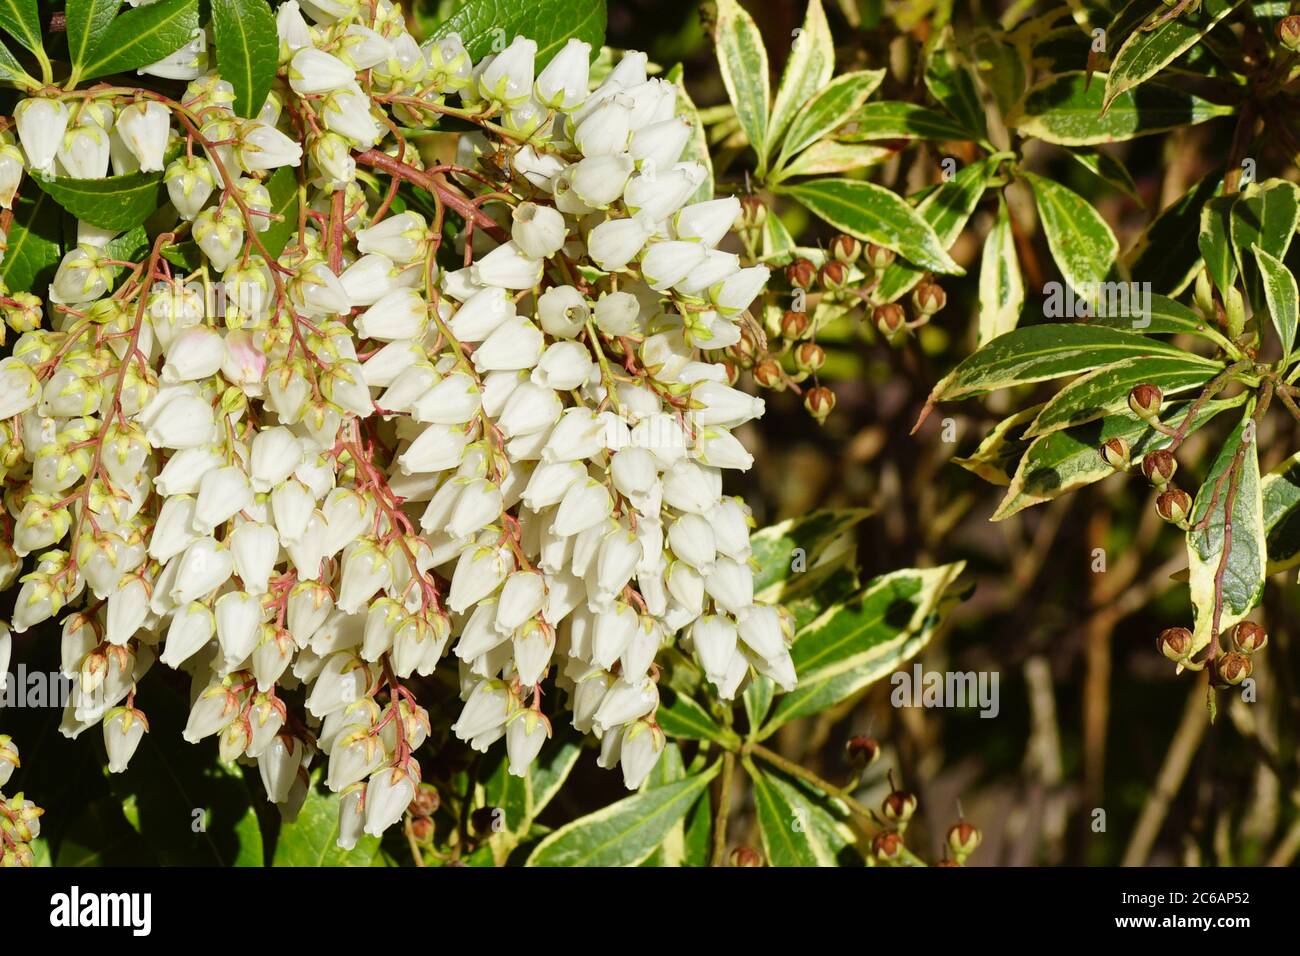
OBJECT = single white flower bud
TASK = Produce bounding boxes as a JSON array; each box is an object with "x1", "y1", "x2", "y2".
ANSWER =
[
  {"x1": 469, "y1": 241, "x2": 544, "y2": 290},
  {"x1": 161, "y1": 601, "x2": 215, "y2": 668},
  {"x1": 289, "y1": 48, "x2": 356, "y2": 95},
  {"x1": 506, "y1": 708, "x2": 550, "y2": 776},
  {"x1": 363, "y1": 765, "x2": 417, "y2": 837},
  {"x1": 15, "y1": 98, "x2": 71, "y2": 173},
  {"x1": 478, "y1": 36, "x2": 537, "y2": 105},
  {"x1": 104, "y1": 707, "x2": 148, "y2": 774},
  {"x1": 510, "y1": 202, "x2": 567, "y2": 259},
  {"x1": 586, "y1": 215, "x2": 653, "y2": 272},
  {"x1": 535, "y1": 38, "x2": 591, "y2": 110}
]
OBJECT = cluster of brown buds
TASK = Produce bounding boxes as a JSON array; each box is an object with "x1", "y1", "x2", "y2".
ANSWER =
[
  {"x1": 1158, "y1": 620, "x2": 1267, "y2": 685},
  {"x1": 0, "y1": 736, "x2": 42, "y2": 867},
  {"x1": 1098, "y1": 384, "x2": 1194, "y2": 528}
]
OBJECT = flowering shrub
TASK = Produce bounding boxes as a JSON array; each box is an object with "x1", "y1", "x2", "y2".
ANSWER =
[{"x1": 0, "y1": 0, "x2": 982, "y2": 868}]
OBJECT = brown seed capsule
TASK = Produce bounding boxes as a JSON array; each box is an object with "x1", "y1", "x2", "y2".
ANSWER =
[
  {"x1": 721, "y1": 359, "x2": 741, "y2": 386},
  {"x1": 1157, "y1": 626, "x2": 1192, "y2": 662},
  {"x1": 1128, "y1": 383, "x2": 1163, "y2": 421},
  {"x1": 804, "y1": 385, "x2": 836, "y2": 422},
  {"x1": 1141, "y1": 449, "x2": 1177, "y2": 487},
  {"x1": 786, "y1": 257, "x2": 817, "y2": 290},
  {"x1": 752, "y1": 358, "x2": 786, "y2": 391},
  {"x1": 1214, "y1": 651, "x2": 1252, "y2": 686},
  {"x1": 410, "y1": 782, "x2": 441, "y2": 817},
  {"x1": 947, "y1": 820, "x2": 982, "y2": 860},
  {"x1": 873, "y1": 302, "x2": 906, "y2": 337},
  {"x1": 846, "y1": 735, "x2": 881, "y2": 766},
  {"x1": 912, "y1": 281, "x2": 946, "y2": 316},
  {"x1": 1156, "y1": 487, "x2": 1192, "y2": 524},
  {"x1": 1231, "y1": 620, "x2": 1268, "y2": 654},
  {"x1": 872, "y1": 831, "x2": 903, "y2": 861},
  {"x1": 882, "y1": 790, "x2": 918, "y2": 825},
  {"x1": 729, "y1": 846, "x2": 764, "y2": 867},
  {"x1": 409, "y1": 816, "x2": 435, "y2": 842},
  {"x1": 829, "y1": 233, "x2": 862, "y2": 264},
  {"x1": 1099, "y1": 436, "x2": 1130, "y2": 470},
  {"x1": 1279, "y1": 15, "x2": 1300, "y2": 51},
  {"x1": 864, "y1": 243, "x2": 896, "y2": 270},
  {"x1": 819, "y1": 259, "x2": 849, "y2": 290},
  {"x1": 726, "y1": 326, "x2": 761, "y2": 368},
  {"x1": 793, "y1": 341, "x2": 826, "y2": 373},
  {"x1": 738, "y1": 194, "x2": 767, "y2": 229},
  {"x1": 780, "y1": 309, "x2": 810, "y2": 340}
]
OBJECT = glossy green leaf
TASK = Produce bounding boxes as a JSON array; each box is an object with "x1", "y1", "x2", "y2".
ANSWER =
[
  {"x1": 993, "y1": 396, "x2": 1244, "y2": 519},
  {"x1": 1024, "y1": 353, "x2": 1222, "y2": 438},
  {"x1": 925, "y1": 26, "x2": 987, "y2": 139},
  {"x1": 429, "y1": 0, "x2": 606, "y2": 66},
  {"x1": 743, "y1": 676, "x2": 776, "y2": 735},
  {"x1": 714, "y1": 0, "x2": 771, "y2": 163},
  {"x1": 767, "y1": 0, "x2": 835, "y2": 163},
  {"x1": 78, "y1": 0, "x2": 200, "y2": 81},
  {"x1": 526, "y1": 761, "x2": 720, "y2": 866},
  {"x1": 212, "y1": 0, "x2": 278, "y2": 119},
  {"x1": 746, "y1": 761, "x2": 860, "y2": 866},
  {"x1": 760, "y1": 207, "x2": 797, "y2": 260},
  {"x1": 750, "y1": 507, "x2": 871, "y2": 601},
  {"x1": 837, "y1": 101, "x2": 972, "y2": 142},
  {"x1": 953, "y1": 404, "x2": 1044, "y2": 487},
  {"x1": 1261, "y1": 452, "x2": 1300, "y2": 571},
  {"x1": 1231, "y1": 179, "x2": 1300, "y2": 313},
  {"x1": 32, "y1": 167, "x2": 169, "y2": 232},
  {"x1": 760, "y1": 562, "x2": 968, "y2": 736},
  {"x1": 874, "y1": 158, "x2": 992, "y2": 304},
  {"x1": 1199, "y1": 194, "x2": 1238, "y2": 297},
  {"x1": 656, "y1": 687, "x2": 736, "y2": 745},
  {"x1": 1011, "y1": 72, "x2": 1233, "y2": 145},
  {"x1": 0, "y1": 0, "x2": 41, "y2": 55},
  {"x1": 1068, "y1": 147, "x2": 1142, "y2": 203},
  {"x1": 977, "y1": 194, "x2": 1025, "y2": 345},
  {"x1": 779, "y1": 178, "x2": 963, "y2": 274},
  {"x1": 972, "y1": 32, "x2": 1026, "y2": 116},
  {"x1": 1255, "y1": 245, "x2": 1297, "y2": 363},
  {"x1": 65, "y1": 0, "x2": 122, "y2": 76},
  {"x1": 1186, "y1": 406, "x2": 1265, "y2": 657},
  {"x1": 273, "y1": 774, "x2": 381, "y2": 866},
  {"x1": 927, "y1": 323, "x2": 1186, "y2": 405},
  {"x1": 1084, "y1": 293, "x2": 1228, "y2": 339},
  {"x1": 0, "y1": 188, "x2": 64, "y2": 293},
  {"x1": 1023, "y1": 171, "x2": 1119, "y2": 292},
  {"x1": 775, "y1": 140, "x2": 893, "y2": 180},
  {"x1": 1104, "y1": 0, "x2": 1247, "y2": 108},
  {"x1": 0, "y1": 33, "x2": 33, "y2": 87},
  {"x1": 258, "y1": 166, "x2": 302, "y2": 260},
  {"x1": 475, "y1": 728, "x2": 584, "y2": 864},
  {"x1": 777, "y1": 70, "x2": 885, "y2": 169}
]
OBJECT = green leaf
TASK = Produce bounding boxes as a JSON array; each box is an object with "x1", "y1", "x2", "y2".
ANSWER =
[
  {"x1": 760, "y1": 206, "x2": 798, "y2": 260},
  {"x1": 1023, "y1": 171, "x2": 1119, "y2": 292},
  {"x1": 746, "y1": 761, "x2": 860, "y2": 866},
  {"x1": 927, "y1": 323, "x2": 1186, "y2": 404},
  {"x1": 779, "y1": 178, "x2": 963, "y2": 275},
  {"x1": 743, "y1": 676, "x2": 776, "y2": 734},
  {"x1": 971, "y1": 32, "x2": 1026, "y2": 116},
  {"x1": 0, "y1": 188, "x2": 64, "y2": 293},
  {"x1": 0, "y1": 34, "x2": 34, "y2": 87},
  {"x1": 0, "y1": 0, "x2": 41, "y2": 55},
  {"x1": 837, "y1": 101, "x2": 972, "y2": 142},
  {"x1": 212, "y1": 0, "x2": 278, "y2": 119},
  {"x1": 259, "y1": 166, "x2": 302, "y2": 260},
  {"x1": 873, "y1": 158, "x2": 992, "y2": 303},
  {"x1": 924, "y1": 26, "x2": 988, "y2": 140},
  {"x1": 977, "y1": 194, "x2": 1025, "y2": 345},
  {"x1": 1128, "y1": 170, "x2": 1222, "y2": 294},
  {"x1": 1103, "y1": 0, "x2": 1247, "y2": 108},
  {"x1": 32, "y1": 167, "x2": 170, "y2": 232},
  {"x1": 656, "y1": 687, "x2": 736, "y2": 745},
  {"x1": 953, "y1": 404, "x2": 1044, "y2": 487},
  {"x1": 78, "y1": 0, "x2": 200, "y2": 82},
  {"x1": 750, "y1": 507, "x2": 871, "y2": 601},
  {"x1": 667, "y1": 64, "x2": 713, "y2": 205},
  {"x1": 65, "y1": 0, "x2": 122, "y2": 77},
  {"x1": 1186, "y1": 406, "x2": 1266, "y2": 657},
  {"x1": 429, "y1": 0, "x2": 607, "y2": 66},
  {"x1": 1083, "y1": 293, "x2": 1228, "y2": 339},
  {"x1": 767, "y1": 0, "x2": 835, "y2": 164},
  {"x1": 273, "y1": 774, "x2": 382, "y2": 866},
  {"x1": 1199, "y1": 194, "x2": 1238, "y2": 297},
  {"x1": 760, "y1": 563, "x2": 968, "y2": 736},
  {"x1": 526, "y1": 761, "x2": 720, "y2": 866},
  {"x1": 1255, "y1": 245, "x2": 1297, "y2": 364},
  {"x1": 714, "y1": 0, "x2": 771, "y2": 164},
  {"x1": 993, "y1": 396, "x2": 1244, "y2": 519},
  {"x1": 1068, "y1": 147, "x2": 1142, "y2": 203},
  {"x1": 1023, "y1": 353, "x2": 1222, "y2": 438},
  {"x1": 1010, "y1": 72, "x2": 1233, "y2": 145},
  {"x1": 1261, "y1": 451, "x2": 1300, "y2": 571},
  {"x1": 776, "y1": 70, "x2": 885, "y2": 170},
  {"x1": 1231, "y1": 179, "x2": 1300, "y2": 313},
  {"x1": 475, "y1": 727, "x2": 583, "y2": 864},
  {"x1": 774, "y1": 140, "x2": 892, "y2": 180}
]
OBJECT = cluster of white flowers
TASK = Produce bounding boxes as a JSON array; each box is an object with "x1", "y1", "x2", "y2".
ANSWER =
[
  {"x1": 0, "y1": 0, "x2": 792, "y2": 851},
  {"x1": 0, "y1": 735, "x2": 41, "y2": 867}
]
